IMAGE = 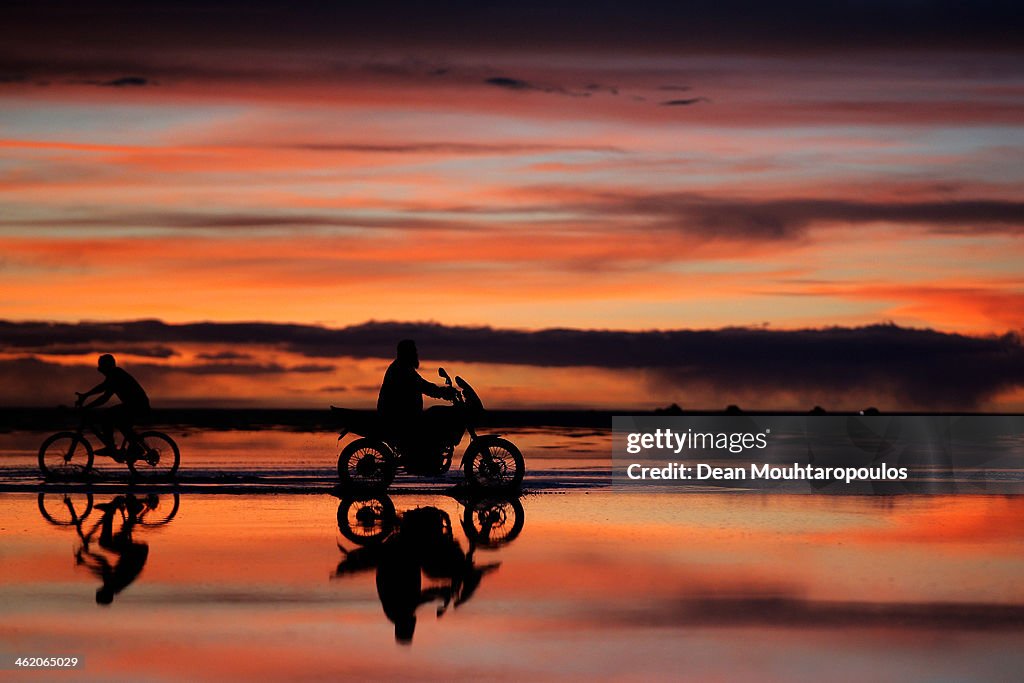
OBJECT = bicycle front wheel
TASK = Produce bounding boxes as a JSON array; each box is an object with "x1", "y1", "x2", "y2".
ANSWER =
[
  {"x1": 127, "y1": 431, "x2": 180, "y2": 479},
  {"x1": 37, "y1": 491, "x2": 94, "y2": 526},
  {"x1": 38, "y1": 432, "x2": 94, "y2": 478}
]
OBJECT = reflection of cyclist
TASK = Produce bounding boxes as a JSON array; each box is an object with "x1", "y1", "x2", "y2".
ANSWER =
[
  {"x1": 76, "y1": 354, "x2": 150, "y2": 457},
  {"x1": 377, "y1": 340, "x2": 457, "y2": 458},
  {"x1": 75, "y1": 495, "x2": 150, "y2": 605}
]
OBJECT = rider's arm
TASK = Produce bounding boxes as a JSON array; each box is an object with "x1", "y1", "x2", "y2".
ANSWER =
[
  {"x1": 82, "y1": 391, "x2": 113, "y2": 409},
  {"x1": 416, "y1": 375, "x2": 454, "y2": 400},
  {"x1": 78, "y1": 381, "x2": 106, "y2": 400},
  {"x1": 79, "y1": 380, "x2": 113, "y2": 409},
  {"x1": 75, "y1": 546, "x2": 110, "y2": 574}
]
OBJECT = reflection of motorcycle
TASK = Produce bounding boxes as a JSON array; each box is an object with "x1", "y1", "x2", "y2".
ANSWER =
[
  {"x1": 332, "y1": 368, "x2": 525, "y2": 491},
  {"x1": 336, "y1": 494, "x2": 524, "y2": 547},
  {"x1": 333, "y1": 494, "x2": 524, "y2": 643}
]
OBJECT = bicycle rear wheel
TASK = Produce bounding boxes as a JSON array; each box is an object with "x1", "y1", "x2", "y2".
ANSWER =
[
  {"x1": 127, "y1": 431, "x2": 180, "y2": 479},
  {"x1": 135, "y1": 493, "x2": 181, "y2": 526},
  {"x1": 38, "y1": 432, "x2": 94, "y2": 478}
]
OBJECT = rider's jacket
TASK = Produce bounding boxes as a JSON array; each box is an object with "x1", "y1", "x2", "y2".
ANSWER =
[
  {"x1": 100, "y1": 367, "x2": 151, "y2": 411},
  {"x1": 376, "y1": 360, "x2": 447, "y2": 427}
]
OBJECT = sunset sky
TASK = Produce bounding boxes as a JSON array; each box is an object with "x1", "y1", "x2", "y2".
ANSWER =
[{"x1": 2, "y1": 1, "x2": 1023, "y2": 409}]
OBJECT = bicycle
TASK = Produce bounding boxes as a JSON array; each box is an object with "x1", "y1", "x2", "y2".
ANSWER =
[{"x1": 38, "y1": 405, "x2": 180, "y2": 479}]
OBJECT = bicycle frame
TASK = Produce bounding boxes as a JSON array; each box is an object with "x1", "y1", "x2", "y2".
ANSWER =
[{"x1": 74, "y1": 409, "x2": 141, "y2": 453}]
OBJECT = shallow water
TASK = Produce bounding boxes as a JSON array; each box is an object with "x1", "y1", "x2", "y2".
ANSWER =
[
  {"x1": 4, "y1": 425, "x2": 1021, "y2": 494},
  {"x1": 2, "y1": 491, "x2": 1024, "y2": 681},
  {"x1": 0, "y1": 427, "x2": 611, "y2": 491}
]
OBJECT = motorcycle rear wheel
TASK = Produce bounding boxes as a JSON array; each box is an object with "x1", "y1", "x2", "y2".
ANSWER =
[
  {"x1": 338, "y1": 438, "x2": 396, "y2": 490},
  {"x1": 337, "y1": 495, "x2": 397, "y2": 545}
]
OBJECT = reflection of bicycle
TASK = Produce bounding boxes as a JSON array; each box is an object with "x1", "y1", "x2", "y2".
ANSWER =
[
  {"x1": 38, "y1": 405, "x2": 180, "y2": 479},
  {"x1": 38, "y1": 491, "x2": 180, "y2": 528},
  {"x1": 39, "y1": 492, "x2": 178, "y2": 606}
]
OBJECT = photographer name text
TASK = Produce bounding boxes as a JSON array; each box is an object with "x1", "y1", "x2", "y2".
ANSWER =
[{"x1": 625, "y1": 462, "x2": 908, "y2": 483}]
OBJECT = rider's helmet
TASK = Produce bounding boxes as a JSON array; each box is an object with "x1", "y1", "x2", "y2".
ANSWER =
[
  {"x1": 396, "y1": 339, "x2": 419, "y2": 369},
  {"x1": 394, "y1": 615, "x2": 416, "y2": 644},
  {"x1": 98, "y1": 354, "x2": 116, "y2": 373},
  {"x1": 96, "y1": 586, "x2": 115, "y2": 605}
]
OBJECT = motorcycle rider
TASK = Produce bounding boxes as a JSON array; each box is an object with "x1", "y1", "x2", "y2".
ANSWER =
[{"x1": 377, "y1": 340, "x2": 457, "y2": 460}]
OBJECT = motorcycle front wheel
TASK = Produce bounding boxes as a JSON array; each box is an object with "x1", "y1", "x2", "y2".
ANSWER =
[
  {"x1": 462, "y1": 496, "x2": 525, "y2": 547},
  {"x1": 463, "y1": 438, "x2": 524, "y2": 490}
]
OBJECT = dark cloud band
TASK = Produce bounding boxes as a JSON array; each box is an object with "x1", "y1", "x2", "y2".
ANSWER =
[{"x1": 2, "y1": 319, "x2": 1021, "y2": 408}]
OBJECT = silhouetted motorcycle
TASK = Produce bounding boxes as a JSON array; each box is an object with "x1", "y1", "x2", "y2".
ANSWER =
[{"x1": 331, "y1": 368, "x2": 525, "y2": 491}]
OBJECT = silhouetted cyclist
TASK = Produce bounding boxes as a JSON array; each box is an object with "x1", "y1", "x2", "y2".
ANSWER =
[
  {"x1": 76, "y1": 354, "x2": 151, "y2": 457},
  {"x1": 377, "y1": 340, "x2": 456, "y2": 458}
]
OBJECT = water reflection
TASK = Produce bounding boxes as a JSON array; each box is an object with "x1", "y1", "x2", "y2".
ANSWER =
[
  {"x1": 334, "y1": 494, "x2": 525, "y2": 644},
  {"x1": 37, "y1": 491, "x2": 180, "y2": 604}
]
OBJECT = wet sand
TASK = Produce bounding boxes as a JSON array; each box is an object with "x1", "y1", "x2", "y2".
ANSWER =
[
  {"x1": 1, "y1": 429, "x2": 1024, "y2": 680},
  {"x1": 2, "y1": 491, "x2": 1024, "y2": 681}
]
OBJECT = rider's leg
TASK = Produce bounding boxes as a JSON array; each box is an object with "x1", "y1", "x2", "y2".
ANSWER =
[
  {"x1": 97, "y1": 501, "x2": 120, "y2": 546},
  {"x1": 422, "y1": 405, "x2": 461, "y2": 455},
  {"x1": 111, "y1": 405, "x2": 143, "y2": 455},
  {"x1": 94, "y1": 407, "x2": 118, "y2": 453},
  {"x1": 124, "y1": 494, "x2": 144, "y2": 519}
]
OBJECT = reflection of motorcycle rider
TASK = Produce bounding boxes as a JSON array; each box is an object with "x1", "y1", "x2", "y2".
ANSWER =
[
  {"x1": 336, "y1": 502, "x2": 504, "y2": 644},
  {"x1": 75, "y1": 495, "x2": 149, "y2": 605},
  {"x1": 339, "y1": 493, "x2": 524, "y2": 643},
  {"x1": 376, "y1": 508, "x2": 457, "y2": 644},
  {"x1": 377, "y1": 340, "x2": 458, "y2": 462}
]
